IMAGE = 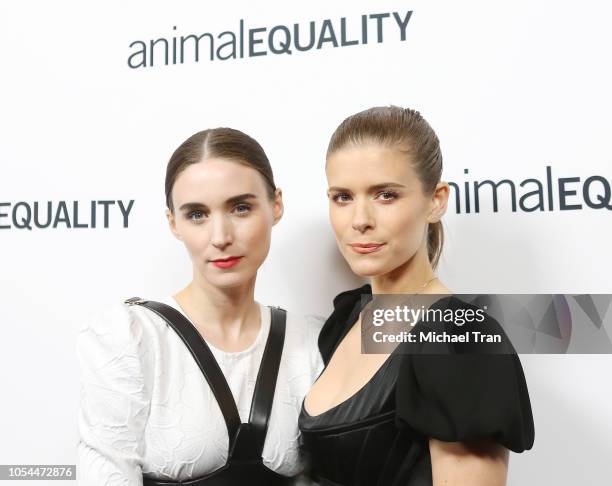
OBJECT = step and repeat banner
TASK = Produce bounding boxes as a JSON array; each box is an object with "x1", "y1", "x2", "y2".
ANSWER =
[{"x1": 1, "y1": 0, "x2": 611, "y2": 484}]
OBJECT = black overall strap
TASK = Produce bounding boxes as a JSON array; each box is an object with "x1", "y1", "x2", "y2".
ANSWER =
[
  {"x1": 248, "y1": 307, "x2": 286, "y2": 454},
  {"x1": 124, "y1": 297, "x2": 241, "y2": 445}
]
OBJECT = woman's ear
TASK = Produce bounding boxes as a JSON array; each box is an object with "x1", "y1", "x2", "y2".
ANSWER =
[
  {"x1": 428, "y1": 181, "x2": 449, "y2": 223},
  {"x1": 272, "y1": 188, "x2": 284, "y2": 226},
  {"x1": 166, "y1": 208, "x2": 183, "y2": 240}
]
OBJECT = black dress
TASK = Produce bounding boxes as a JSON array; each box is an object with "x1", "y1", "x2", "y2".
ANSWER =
[{"x1": 298, "y1": 285, "x2": 535, "y2": 486}]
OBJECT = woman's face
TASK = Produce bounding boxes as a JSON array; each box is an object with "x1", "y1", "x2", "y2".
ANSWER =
[
  {"x1": 167, "y1": 158, "x2": 282, "y2": 289},
  {"x1": 326, "y1": 143, "x2": 438, "y2": 278}
]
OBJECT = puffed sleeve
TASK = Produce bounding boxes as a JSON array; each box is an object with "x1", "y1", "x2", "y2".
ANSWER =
[
  {"x1": 77, "y1": 302, "x2": 153, "y2": 485},
  {"x1": 318, "y1": 284, "x2": 371, "y2": 364},
  {"x1": 394, "y1": 298, "x2": 535, "y2": 453}
]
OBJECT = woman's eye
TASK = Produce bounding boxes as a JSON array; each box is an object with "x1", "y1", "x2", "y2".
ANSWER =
[
  {"x1": 331, "y1": 193, "x2": 352, "y2": 203},
  {"x1": 233, "y1": 203, "x2": 252, "y2": 215},
  {"x1": 187, "y1": 210, "x2": 206, "y2": 221},
  {"x1": 376, "y1": 191, "x2": 399, "y2": 201}
]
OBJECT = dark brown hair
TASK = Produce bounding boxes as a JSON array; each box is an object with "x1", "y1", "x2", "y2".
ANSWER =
[
  {"x1": 327, "y1": 106, "x2": 444, "y2": 269},
  {"x1": 165, "y1": 127, "x2": 276, "y2": 212}
]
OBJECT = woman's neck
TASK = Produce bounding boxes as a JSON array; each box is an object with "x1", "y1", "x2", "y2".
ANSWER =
[
  {"x1": 173, "y1": 273, "x2": 260, "y2": 343},
  {"x1": 371, "y1": 250, "x2": 437, "y2": 295}
]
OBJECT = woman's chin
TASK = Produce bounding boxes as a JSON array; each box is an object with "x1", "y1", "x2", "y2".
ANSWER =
[
  {"x1": 348, "y1": 260, "x2": 388, "y2": 278},
  {"x1": 203, "y1": 271, "x2": 256, "y2": 289}
]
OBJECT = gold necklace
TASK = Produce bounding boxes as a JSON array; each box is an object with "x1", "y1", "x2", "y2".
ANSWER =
[
  {"x1": 414, "y1": 276, "x2": 438, "y2": 295},
  {"x1": 360, "y1": 276, "x2": 441, "y2": 344}
]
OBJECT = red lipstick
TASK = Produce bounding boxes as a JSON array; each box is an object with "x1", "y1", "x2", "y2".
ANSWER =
[
  {"x1": 348, "y1": 243, "x2": 385, "y2": 254},
  {"x1": 210, "y1": 256, "x2": 243, "y2": 269}
]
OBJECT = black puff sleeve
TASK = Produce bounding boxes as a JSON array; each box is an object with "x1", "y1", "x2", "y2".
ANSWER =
[
  {"x1": 395, "y1": 298, "x2": 535, "y2": 453},
  {"x1": 318, "y1": 284, "x2": 372, "y2": 365}
]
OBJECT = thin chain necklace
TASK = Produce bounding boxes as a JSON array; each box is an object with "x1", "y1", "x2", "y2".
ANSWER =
[
  {"x1": 360, "y1": 275, "x2": 440, "y2": 342},
  {"x1": 372, "y1": 276, "x2": 439, "y2": 295},
  {"x1": 414, "y1": 275, "x2": 438, "y2": 295}
]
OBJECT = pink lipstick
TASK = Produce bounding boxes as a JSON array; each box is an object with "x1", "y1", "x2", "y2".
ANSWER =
[
  {"x1": 348, "y1": 243, "x2": 385, "y2": 254},
  {"x1": 210, "y1": 256, "x2": 243, "y2": 269}
]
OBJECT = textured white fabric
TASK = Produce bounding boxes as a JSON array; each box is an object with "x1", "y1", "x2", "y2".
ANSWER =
[{"x1": 77, "y1": 296, "x2": 324, "y2": 485}]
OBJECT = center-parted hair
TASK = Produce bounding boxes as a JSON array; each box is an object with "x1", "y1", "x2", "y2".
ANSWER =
[
  {"x1": 165, "y1": 127, "x2": 276, "y2": 212},
  {"x1": 326, "y1": 106, "x2": 444, "y2": 269}
]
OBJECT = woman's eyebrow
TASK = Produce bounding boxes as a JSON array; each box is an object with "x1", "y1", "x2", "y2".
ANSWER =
[
  {"x1": 178, "y1": 201, "x2": 208, "y2": 211},
  {"x1": 225, "y1": 193, "x2": 257, "y2": 205},
  {"x1": 178, "y1": 193, "x2": 257, "y2": 212},
  {"x1": 368, "y1": 182, "x2": 406, "y2": 191},
  {"x1": 179, "y1": 192, "x2": 257, "y2": 211},
  {"x1": 328, "y1": 183, "x2": 406, "y2": 193}
]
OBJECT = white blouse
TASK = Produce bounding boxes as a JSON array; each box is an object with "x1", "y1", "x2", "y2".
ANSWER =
[{"x1": 77, "y1": 296, "x2": 324, "y2": 485}]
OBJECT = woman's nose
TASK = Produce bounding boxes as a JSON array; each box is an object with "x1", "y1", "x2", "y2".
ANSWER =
[
  {"x1": 210, "y1": 215, "x2": 234, "y2": 250},
  {"x1": 351, "y1": 200, "x2": 375, "y2": 233}
]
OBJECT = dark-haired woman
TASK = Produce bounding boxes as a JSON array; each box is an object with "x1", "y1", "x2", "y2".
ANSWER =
[
  {"x1": 299, "y1": 106, "x2": 535, "y2": 485},
  {"x1": 77, "y1": 128, "x2": 323, "y2": 485}
]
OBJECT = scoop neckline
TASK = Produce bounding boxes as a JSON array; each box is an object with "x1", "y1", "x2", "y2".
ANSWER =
[
  {"x1": 160, "y1": 296, "x2": 269, "y2": 357},
  {"x1": 301, "y1": 346, "x2": 400, "y2": 419},
  {"x1": 302, "y1": 293, "x2": 456, "y2": 419}
]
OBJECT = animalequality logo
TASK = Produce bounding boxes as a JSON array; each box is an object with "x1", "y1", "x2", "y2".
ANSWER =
[
  {"x1": 448, "y1": 166, "x2": 611, "y2": 213},
  {"x1": 126, "y1": 10, "x2": 413, "y2": 69},
  {"x1": 0, "y1": 200, "x2": 134, "y2": 230}
]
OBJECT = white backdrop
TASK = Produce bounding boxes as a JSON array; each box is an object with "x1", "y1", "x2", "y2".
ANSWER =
[{"x1": 1, "y1": 0, "x2": 611, "y2": 484}]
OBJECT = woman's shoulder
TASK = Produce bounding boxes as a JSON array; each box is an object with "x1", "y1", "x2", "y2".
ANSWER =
[
  {"x1": 317, "y1": 284, "x2": 372, "y2": 364},
  {"x1": 79, "y1": 299, "x2": 139, "y2": 340},
  {"x1": 394, "y1": 296, "x2": 535, "y2": 452},
  {"x1": 78, "y1": 297, "x2": 171, "y2": 350},
  {"x1": 275, "y1": 307, "x2": 324, "y2": 350},
  {"x1": 268, "y1": 307, "x2": 324, "y2": 379},
  {"x1": 76, "y1": 299, "x2": 160, "y2": 398},
  {"x1": 331, "y1": 283, "x2": 372, "y2": 307}
]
